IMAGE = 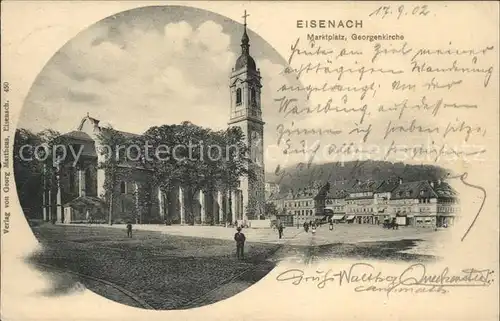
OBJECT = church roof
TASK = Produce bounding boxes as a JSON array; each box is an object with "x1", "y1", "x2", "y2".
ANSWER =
[
  {"x1": 234, "y1": 16, "x2": 257, "y2": 71},
  {"x1": 61, "y1": 131, "x2": 94, "y2": 141},
  {"x1": 235, "y1": 54, "x2": 256, "y2": 71},
  {"x1": 100, "y1": 127, "x2": 141, "y2": 140},
  {"x1": 74, "y1": 115, "x2": 141, "y2": 139}
]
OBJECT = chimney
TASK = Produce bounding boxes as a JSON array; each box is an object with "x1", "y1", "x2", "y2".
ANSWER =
[
  {"x1": 437, "y1": 179, "x2": 442, "y2": 186},
  {"x1": 430, "y1": 181, "x2": 435, "y2": 188},
  {"x1": 399, "y1": 177, "x2": 403, "y2": 185}
]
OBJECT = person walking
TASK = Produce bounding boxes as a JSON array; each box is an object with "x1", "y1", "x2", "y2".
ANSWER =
[
  {"x1": 126, "y1": 221, "x2": 133, "y2": 238},
  {"x1": 234, "y1": 227, "x2": 246, "y2": 259},
  {"x1": 278, "y1": 223, "x2": 284, "y2": 239},
  {"x1": 329, "y1": 221, "x2": 334, "y2": 231}
]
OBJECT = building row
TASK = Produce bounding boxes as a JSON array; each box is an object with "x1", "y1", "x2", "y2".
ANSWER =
[{"x1": 267, "y1": 178, "x2": 460, "y2": 228}]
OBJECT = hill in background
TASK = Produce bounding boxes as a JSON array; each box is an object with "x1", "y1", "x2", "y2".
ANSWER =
[{"x1": 266, "y1": 160, "x2": 450, "y2": 192}]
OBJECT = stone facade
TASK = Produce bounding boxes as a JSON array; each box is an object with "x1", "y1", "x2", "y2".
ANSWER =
[{"x1": 227, "y1": 20, "x2": 265, "y2": 221}]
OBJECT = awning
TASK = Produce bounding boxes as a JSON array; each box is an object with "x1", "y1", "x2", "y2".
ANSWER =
[
  {"x1": 346, "y1": 215, "x2": 355, "y2": 220},
  {"x1": 332, "y1": 214, "x2": 345, "y2": 220}
]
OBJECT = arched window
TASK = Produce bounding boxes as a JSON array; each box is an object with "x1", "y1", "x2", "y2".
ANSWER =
[
  {"x1": 120, "y1": 181, "x2": 126, "y2": 194},
  {"x1": 251, "y1": 88, "x2": 256, "y2": 105},
  {"x1": 236, "y1": 88, "x2": 242, "y2": 105}
]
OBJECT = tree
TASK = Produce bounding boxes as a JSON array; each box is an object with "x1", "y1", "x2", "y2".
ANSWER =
[
  {"x1": 142, "y1": 122, "x2": 252, "y2": 225},
  {"x1": 264, "y1": 202, "x2": 278, "y2": 218},
  {"x1": 142, "y1": 125, "x2": 184, "y2": 224},
  {"x1": 96, "y1": 126, "x2": 129, "y2": 225},
  {"x1": 215, "y1": 126, "x2": 253, "y2": 222},
  {"x1": 175, "y1": 122, "x2": 214, "y2": 224},
  {"x1": 13, "y1": 128, "x2": 64, "y2": 220},
  {"x1": 14, "y1": 129, "x2": 44, "y2": 218}
]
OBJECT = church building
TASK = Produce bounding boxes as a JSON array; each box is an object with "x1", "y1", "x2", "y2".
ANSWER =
[{"x1": 41, "y1": 13, "x2": 266, "y2": 226}]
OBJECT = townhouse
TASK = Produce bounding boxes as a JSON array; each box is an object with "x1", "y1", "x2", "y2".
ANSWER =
[
  {"x1": 319, "y1": 180, "x2": 353, "y2": 223},
  {"x1": 387, "y1": 180, "x2": 459, "y2": 227},
  {"x1": 344, "y1": 180, "x2": 382, "y2": 224}
]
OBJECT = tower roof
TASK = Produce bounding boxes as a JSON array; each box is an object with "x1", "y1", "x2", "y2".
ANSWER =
[
  {"x1": 234, "y1": 10, "x2": 257, "y2": 71},
  {"x1": 235, "y1": 51, "x2": 256, "y2": 71}
]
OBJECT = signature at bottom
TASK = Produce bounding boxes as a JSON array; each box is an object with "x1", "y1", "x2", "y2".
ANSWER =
[{"x1": 276, "y1": 263, "x2": 494, "y2": 296}]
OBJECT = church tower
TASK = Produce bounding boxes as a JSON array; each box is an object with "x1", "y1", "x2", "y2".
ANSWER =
[{"x1": 228, "y1": 11, "x2": 265, "y2": 221}]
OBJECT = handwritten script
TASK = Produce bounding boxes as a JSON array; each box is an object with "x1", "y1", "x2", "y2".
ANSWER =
[
  {"x1": 271, "y1": 5, "x2": 496, "y2": 241},
  {"x1": 276, "y1": 263, "x2": 495, "y2": 296}
]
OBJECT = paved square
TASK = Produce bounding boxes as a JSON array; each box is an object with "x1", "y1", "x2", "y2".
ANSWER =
[{"x1": 28, "y1": 223, "x2": 443, "y2": 310}]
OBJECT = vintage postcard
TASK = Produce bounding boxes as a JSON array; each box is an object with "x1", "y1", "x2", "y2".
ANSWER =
[{"x1": 1, "y1": 1, "x2": 498, "y2": 320}]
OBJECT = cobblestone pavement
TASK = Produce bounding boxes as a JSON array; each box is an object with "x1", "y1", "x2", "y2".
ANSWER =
[
  {"x1": 82, "y1": 223, "x2": 304, "y2": 244},
  {"x1": 29, "y1": 224, "x2": 282, "y2": 310},
  {"x1": 28, "y1": 223, "x2": 442, "y2": 310},
  {"x1": 80, "y1": 222, "x2": 439, "y2": 246}
]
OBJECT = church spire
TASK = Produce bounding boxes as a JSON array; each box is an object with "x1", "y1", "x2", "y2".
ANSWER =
[
  {"x1": 234, "y1": 10, "x2": 256, "y2": 71},
  {"x1": 241, "y1": 10, "x2": 250, "y2": 55}
]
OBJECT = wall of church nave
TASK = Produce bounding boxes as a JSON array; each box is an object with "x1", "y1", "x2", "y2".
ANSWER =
[
  {"x1": 84, "y1": 162, "x2": 98, "y2": 197},
  {"x1": 59, "y1": 164, "x2": 79, "y2": 204},
  {"x1": 110, "y1": 168, "x2": 157, "y2": 223},
  {"x1": 157, "y1": 188, "x2": 229, "y2": 225},
  {"x1": 192, "y1": 190, "x2": 202, "y2": 225},
  {"x1": 158, "y1": 188, "x2": 182, "y2": 224},
  {"x1": 112, "y1": 192, "x2": 138, "y2": 223},
  {"x1": 57, "y1": 160, "x2": 99, "y2": 204}
]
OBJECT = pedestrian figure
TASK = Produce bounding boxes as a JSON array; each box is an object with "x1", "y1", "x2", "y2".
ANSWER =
[
  {"x1": 303, "y1": 222, "x2": 309, "y2": 233},
  {"x1": 311, "y1": 224, "x2": 316, "y2": 235},
  {"x1": 329, "y1": 222, "x2": 334, "y2": 231},
  {"x1": 278, "y1": 223, "x2": 284, "y2": 239},
  {"x1": 234, "y1": 227, "x2": 246, "y2": 259},
  {"x1": 126, "y1": 222, "x2": 132, "y2": 238}
]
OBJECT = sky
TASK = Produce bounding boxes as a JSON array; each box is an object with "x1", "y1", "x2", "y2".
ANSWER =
[{"x1": 19, "y1": 6, "x2": 298, "y2": 150}]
